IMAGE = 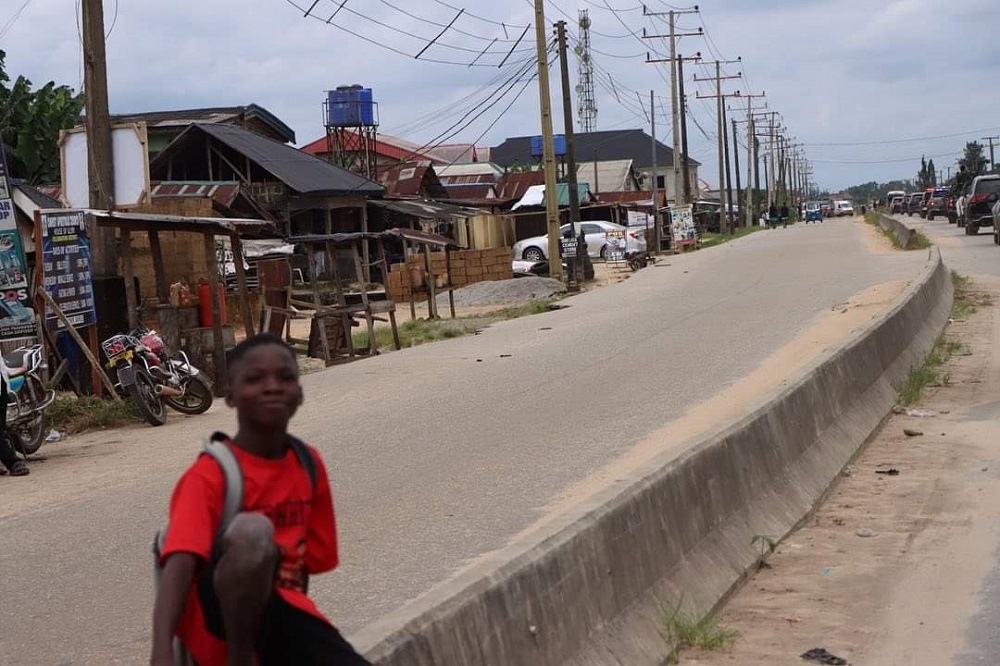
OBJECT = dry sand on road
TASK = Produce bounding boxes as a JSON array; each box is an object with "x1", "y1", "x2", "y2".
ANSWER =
[{"x1": 685, "y1": 276, "x2": 1000, "y2": 666}]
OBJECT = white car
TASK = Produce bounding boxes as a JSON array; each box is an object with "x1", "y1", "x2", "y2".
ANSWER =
[
  {"x1": 511, "y1": 221, "x2": 646, "y2": 262},
  {"x1": 834, "y1": 201, "x2": 854, "y2": 216}
]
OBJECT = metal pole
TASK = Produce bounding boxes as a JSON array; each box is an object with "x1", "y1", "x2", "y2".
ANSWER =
[
  {"x1": 745, "y1": 97, "x2": 754, "y2": 227},
  {"x1": 533, "y1": 0, "x2": 563, "y2": 280},
  {"x1": 721, "y1": 102, "x2": 733, "y2": 233}
]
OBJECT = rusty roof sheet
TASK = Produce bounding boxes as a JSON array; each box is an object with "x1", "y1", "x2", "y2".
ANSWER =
[
  {"x1": 286, "y1": 228, "x2": 459, "y2": 249},
  {"x1": 86, "y1": 209, "x2": 276, "y2": 236},
  {"x1": 369, "y1": 198, "x2": 482, "y2": 220},
  {"x1": 150, "y1": 181, "x2": 242, "y2": 207},
  {"x1": 377, "y1": 163, "x2": 444, "y2": 198},
  {"x1": 496, "y1": 171, "x2": 545, "y2": 200}
]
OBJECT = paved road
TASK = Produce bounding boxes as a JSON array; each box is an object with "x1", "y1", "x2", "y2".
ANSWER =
[{"x1": 0, "y1": 219, "x2": 928, "y2": 665}]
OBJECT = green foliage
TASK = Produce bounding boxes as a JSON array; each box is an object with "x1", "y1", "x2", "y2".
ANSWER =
[
  {"x1": 916, "y1": 155, "x2": 936, "y2": 189},
  {"x1": 44, "y1": 395, "x2": 142, "y2": 434},
  {"x1": 0, "y1": 49, "x2": 85, "y2": 184},
  {"x1": 661, "y1": 603, "x2": 740, "y2": 663},
  {"x1": 845, "y1": 179, "x2": 914, "y2": 206}
]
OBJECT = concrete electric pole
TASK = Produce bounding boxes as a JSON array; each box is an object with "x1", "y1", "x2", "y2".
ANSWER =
[
  {"x1": 982, "y1": 136, "x2": 998, "y2": 171},
  {"x1": 533, "y1": 0, "x2": 563, "y2": 280},
  {"x1": 556, "y1": 20, "x2": 582, "y2": 285},
  {"x1": 695, "y1": 59, "x2": 741, "y2": 232}
]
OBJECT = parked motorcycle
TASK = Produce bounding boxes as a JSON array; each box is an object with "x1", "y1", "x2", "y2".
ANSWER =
[
  {"x1": 101, "y1": 315, "x2": 213, "y2": 426},
  {"x1": 1, "y1": 345, "x2": 56, "y2": 455}
]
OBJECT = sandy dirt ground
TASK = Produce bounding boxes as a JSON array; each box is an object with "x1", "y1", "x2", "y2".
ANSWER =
[{"x1": 686, "y1": 277, "x2": 1000, "y2": 666}]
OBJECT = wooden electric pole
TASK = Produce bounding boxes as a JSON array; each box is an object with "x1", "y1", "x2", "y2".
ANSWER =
[
  {"x1": 81, "y1": 0, "x2": 117, "y2": 276},
  {"x1": 533, "y1": 0, "x2": 562, "y2": 280},
  {"x1": 555, "y1": 21, "x2": 582, "y2": 285}
]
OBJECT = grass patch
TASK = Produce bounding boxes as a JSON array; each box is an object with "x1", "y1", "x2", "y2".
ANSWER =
[
  {"x1": 661, "y1": 604, "x2": 740, "y2": 663},
  {"x1": 700, "y1": 225, "x2": 763, "y2": 247},
  {"x1": 44, "y1": 395, "x2": 142, "y2": 435},
  {"x1": 911, "y1": 230, "x2": 932, "y2": 249},
  {"x1": 950, "y1": 270, "x2": 988, "y2": 319},
  {"x1": 352, "y1": 299, "x2": 558, "y2": 350},
  {"x1": 865, "y1": 211, "x2": 931, "y2": 250}
]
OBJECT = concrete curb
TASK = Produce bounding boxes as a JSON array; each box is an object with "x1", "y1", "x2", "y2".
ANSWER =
[
  {"x1": 874, "y1": 211, "x2": 917, "y2": 249},
  {"x1": 356, "y1": 247, "x2": 953, "y2": 666}
]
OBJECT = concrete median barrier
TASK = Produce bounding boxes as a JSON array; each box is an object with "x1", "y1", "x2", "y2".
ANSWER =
[
  {"x1": 356, "y1": 247, "x2": 952, "y2": 666},
  {"x1": 874, "y1": 211, "x2": 916, "y2": 249}
]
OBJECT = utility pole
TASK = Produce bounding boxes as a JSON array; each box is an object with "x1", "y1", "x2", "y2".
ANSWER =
[
  {"x1": 695, "y1": 59, "x2": 741, "y2": 231},
  {"x1": 533, "y1": 0, "x2": 562, "y2": 280},
  {"x1": 731, "y1": 114, "x2": 741, "y2": 229},
  {"x1": 721, "y1": 101, "x2": 734, "y2": 233},
  {"x1": 555, "y1": 21, "x2": 582, "y2": 285},
  {"x1": 742, "y1": 93, "x2": 765, "y2": 226},
  {"x1": 982, "y1": 135, "x2": 998, "y2": 171},
  {"x1": 81, "y1": 0, "x2": 117, "y2": 276},
  {"x1": 650, "y1": 91, "x2": 661, "y2": 254},
  {"x1": 677, "y1": 55, "x2": 696, "y2": 204},
  {"x1": 642, "y1": 8, "x2": 700, "y2": 205}
]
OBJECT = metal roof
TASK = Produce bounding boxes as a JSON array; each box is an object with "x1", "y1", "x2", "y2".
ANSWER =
[
  {"x1": 150, "y1": 181, "x2": 242, "y2": 208},
  {"x1": 368, "y1": 198, "x2": 483, "y2": 220},
  {"x1": 492, "y1": 129, "x2": 701, "y2": 170},
  {"x1": 86, "y1": 209, "x2": 276, "y2": 236},
  {"x1": 156, "y1": 124, "x2": 385, "y2": 197},
  {"x1": 108, "y1": 104, "x2": 295, "y2": 143},
  {"x1": 286, "y1": 228, "x2": 459, "y2": 248}
]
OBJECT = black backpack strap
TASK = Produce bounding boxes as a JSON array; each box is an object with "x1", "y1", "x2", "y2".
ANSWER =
[{"x1": 286, "y1": 435, "x2": 317, "y2": 489}]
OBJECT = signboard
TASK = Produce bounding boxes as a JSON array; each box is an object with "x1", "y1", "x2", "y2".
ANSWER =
[
  {"x1": 0, "y1": 144, "x2": 35, "y2": 340},
  {"x1": 605, "y1": 228, "x2": 626, "y2": 263},
  {"x1": 670, "y1": 205, "x2": 696, "y2": 242},
  {"x1": 59, "y1": 122, "x2": 150, "y2": 209},
  {"x1": 40, "y1": 210, "x2": 96, "y2": 329},
  {"x1": 627, "y1": 210, "x2": 651, "y2": 229},
  {"x1": 560, "y1": 236, "x2": 578, "y2": 258}
]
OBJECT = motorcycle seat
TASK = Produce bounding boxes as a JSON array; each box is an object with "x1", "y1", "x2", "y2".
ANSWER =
[{"x1": 3, "y1": 349, "x2": 29, "y2": 377}]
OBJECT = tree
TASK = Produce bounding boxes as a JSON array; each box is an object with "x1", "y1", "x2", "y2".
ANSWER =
[
  {"x1": 958, "y1": 142, "x2": 988, "y2": 178},
  {"x1": 916, "y1": 156, "x2": 936, "y2": 189},
  {"x1": 0, "y1": 50, "x2": 85, "y2": 184}
]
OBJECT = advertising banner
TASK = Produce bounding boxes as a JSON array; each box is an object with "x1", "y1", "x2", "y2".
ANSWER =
[
  {"x1": 670, "y1": 204, "x2": 696, "y2": 242},
  {"x1": 40, "y1": 210, "x2": 96, "y2": 329},
  {"x1": 0, "y1": 144, "x2": 36, "y2": 340}
]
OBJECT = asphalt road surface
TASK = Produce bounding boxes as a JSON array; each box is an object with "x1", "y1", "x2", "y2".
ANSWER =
[{"x1": 0, "y1": 219, "x2": 928, "y2": 665}]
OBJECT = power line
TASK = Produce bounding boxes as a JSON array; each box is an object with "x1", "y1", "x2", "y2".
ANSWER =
[
  {"x1": 0, "y1": 0, "x2": 36, "y2": 41},
  {"x1": 804, "y1": 126, "x2": 1000, "y2": 147}
]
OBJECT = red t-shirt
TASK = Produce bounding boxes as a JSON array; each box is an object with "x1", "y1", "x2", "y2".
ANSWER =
[{"x1": 161, "y1": 440, "x2": 338, "y2": 666}]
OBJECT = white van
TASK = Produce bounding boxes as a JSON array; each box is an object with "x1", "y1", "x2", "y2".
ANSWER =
[{"x1": 834, "y1": 200, "x2": 855, "y2": 216}]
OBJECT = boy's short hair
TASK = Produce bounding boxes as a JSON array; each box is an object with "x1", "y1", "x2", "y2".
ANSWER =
[{"x1": 226, "y1": 333, "x2": 297, "y2": 380}]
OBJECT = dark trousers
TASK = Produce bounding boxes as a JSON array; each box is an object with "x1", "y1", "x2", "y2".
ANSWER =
[{"x1": 0, "y1": 380, "x2": 18, "y2": 469}]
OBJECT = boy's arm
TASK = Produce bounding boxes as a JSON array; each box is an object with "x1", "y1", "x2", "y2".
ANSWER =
[
  {"x1": 150, "y1": 552, "x2": 199, "y2": 665},
  {"x1": 305, "y1": 449, "x2": 339, "y2": 574}
]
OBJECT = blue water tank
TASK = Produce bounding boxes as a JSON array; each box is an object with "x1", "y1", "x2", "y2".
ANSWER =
[
  {"x1": 530, "y1": 135, "x2": 567, "y2": 158},
  {"x1": 326, "y1": 85, "x2": 376, "y2": 127}
]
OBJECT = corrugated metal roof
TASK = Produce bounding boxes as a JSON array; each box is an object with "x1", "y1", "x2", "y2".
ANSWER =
[
  {"x1": 369, "y1": 198, "x2": 483, "y2": 220},
  {"x1": 442, "y1": 184, "x2": 496, "y2": 200},
  {"x1": 150, "y1": 181, "x2": 242, "y2": 208},
  {"x1": 492, "y1": 129, "x2": 701, "y2": 170},
  {"x1": 574, "y1": 160, "x2": 640, "y2": 193},
  {"x1": 377, "y1": 163, "x2": 445, "y2": 198},
  {"x1": 88, "y1": 209, "x2": 275, "y2": 236},
  {"x1": 511, "y1": 183, "x2": 595, "y2": 210},
  {"x1": 156, "y1": 124, "x2": 384, "y2": 197},
  {"x1": 108, "y1": 104, "x2": 295, "y2": 143},
  {"x1": 435, "y1": 162, "x2": 503, "y2": 180},
  {"x1": 12, "y1": 181, "x2": 61, "y2": 209},
  {"x1": 496, "y1": 171, "x2": 545, "y2": 200},
  {"x1": 286, "y1": 228, "x2": 459, "y2": 248}
]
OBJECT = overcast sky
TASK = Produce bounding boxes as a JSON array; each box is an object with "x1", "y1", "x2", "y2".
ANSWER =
[{"x1": 4, "y1": 0, "x2": 999, "y2": 191}]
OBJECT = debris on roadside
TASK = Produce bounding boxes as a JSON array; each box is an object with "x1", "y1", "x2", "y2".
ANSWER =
[
  {"x1": 801, "y1": 647, "x2": 848, "y2": 665},
  {"x1": 44, "y1": 429, "x2": 63, "y2": 443},
  {"x1": 903, "y1": 428, "x2": 924, "y2": 437},
  {"x1": 856, "y1": 528, "x2": 878, "y2": 538},
  {"x1": 892, "y1": 407, "x2": 938, "y2": 417},
  {"x1": 875, "y1": 465, "x2": 900, "y2": 475}
]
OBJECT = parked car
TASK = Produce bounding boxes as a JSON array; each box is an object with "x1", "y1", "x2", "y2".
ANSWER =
[
  {"x1": 890, "y1": 196, "x2": 904, "y2": 214},
  {"x1": 964, "y1": 174, "x2": 1000, "y2": 235},
  {"x1": 511, "y1": 221, "x2": 646, "y2": 262},
  {"x1": 919, "y1": 187, "x2": 934, "y2": 218},
  {"x1": 926, "y1": 186, "x2": 950, "y2": 221},
  {"x1": 833, "y1": 200, "x2": 854, "y2": 216},
  {"x1": 992, "y1": 199, "x2": 1000, "y2": 244},
  {"x1": 904, "y1": 193, "x2": 923, "y2": 216}
]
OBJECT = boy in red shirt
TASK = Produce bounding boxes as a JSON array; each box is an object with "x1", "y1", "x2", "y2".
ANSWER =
[{"x1": 151, "y1": 333, "x2": 370, "y2": 665}]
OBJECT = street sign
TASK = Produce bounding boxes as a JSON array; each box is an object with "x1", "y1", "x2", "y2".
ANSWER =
[{"x1": 560, "y1": 236, "x2": 578, "y2": 258}]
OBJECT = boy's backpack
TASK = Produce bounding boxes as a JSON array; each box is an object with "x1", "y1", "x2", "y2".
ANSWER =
[{"x1": 153, "y1": 432, "x2": 317, "y2": 666}]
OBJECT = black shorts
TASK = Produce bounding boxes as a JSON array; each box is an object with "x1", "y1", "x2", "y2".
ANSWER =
[{"x1": 197, "y1": 567, "x2": 370, "y2": 665}]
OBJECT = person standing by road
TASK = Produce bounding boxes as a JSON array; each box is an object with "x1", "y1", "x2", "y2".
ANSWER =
[
  {"x1": 768, "y1": 203, "x2": 779, "y2": 229},
  {"x1": 151, "y1": 333, "x2": 370, "y2": 666},
  {"x1": 0, "y1": 382, "x2": 29, "y2": 476},
  {"x1": 779, "y1": 203, "x2": 790, "y2": 228}
]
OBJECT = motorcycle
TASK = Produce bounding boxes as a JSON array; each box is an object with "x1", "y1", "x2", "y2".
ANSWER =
[
  {"x1": 100, "y1": 314, "x2": 213, "y2": 426},
  {"x1": 0, "y1": 345, "x2": 56, "y2": 455}
]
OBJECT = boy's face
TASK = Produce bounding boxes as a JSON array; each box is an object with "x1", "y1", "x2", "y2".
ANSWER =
[{"x1": 226, "y1": 343, "x2": 302, "y2": 429}]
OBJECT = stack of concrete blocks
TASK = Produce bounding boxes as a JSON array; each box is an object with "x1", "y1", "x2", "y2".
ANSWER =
[{"x1": 386, "y1": 248, "x2": 512, "y2": 302}]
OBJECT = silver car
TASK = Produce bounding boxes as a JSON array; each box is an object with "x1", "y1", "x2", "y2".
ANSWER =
[{"x1": 511, "y1": 221, "x2": 647, "y2": 262}]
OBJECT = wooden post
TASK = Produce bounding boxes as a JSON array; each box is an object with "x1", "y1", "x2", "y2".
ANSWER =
[
  {"x1": 445, "y1": 247, "x2": 456, "y2": 319},
  {"x1": 88, "y1": 325, "x2": 103, "y2": 398},
  {"x1": 405, "y1": 240, "x2": 416, "y2": 322},
  {"x1": 327, "y1": 242, "x2": 354, "y2": 358},
  {"x1": 39, "y1": 289, "x2": 120, "y2": 400},
  {"x1": 311, "y1": 249, "x2": 331, "y2": 363},
  {"x1": 376, "y1": 238, "x2": 400, "y2": 350},
  {"x1": 360, "y1": 203, "x2": 371, "y2": 283},
  {"x1": 121, "y1": 228, "x2": 137, "y2": 327},
  {"x1": 203, "y1": 233, "x2": 226, "y2": 393},
  {"x1": 229, "y1": 234, "x2": 254, "y2": 338},
  {"x1": 423, "y1": 245, "x2": 437, "y2": 319},
  {"x1": 352, "y1": 243, "x2": 377, "y2": 354},
  {"x1": 148, "y1": 231, "x2": 169, "y2": 304}
]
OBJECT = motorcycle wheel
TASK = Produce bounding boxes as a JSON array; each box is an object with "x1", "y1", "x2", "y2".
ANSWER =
[
  {"x1": 13, "y1": 375, "x2": 45, "y2": 456},
  {"x1": 163, "y1": 374, "x2": 214, "y2": 415},
  {"x1": 128, "y1": 367, "x2": 167, "y2": 426}
]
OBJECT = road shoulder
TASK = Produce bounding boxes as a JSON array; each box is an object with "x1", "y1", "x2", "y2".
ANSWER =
[{"x1": 686, "y1": 275, "x2": 1000, "y2": 666}]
